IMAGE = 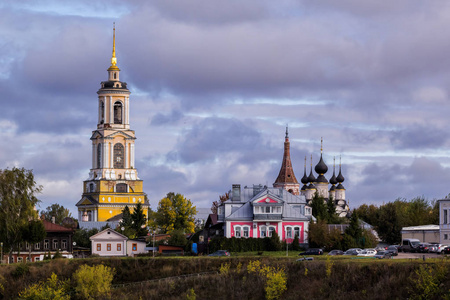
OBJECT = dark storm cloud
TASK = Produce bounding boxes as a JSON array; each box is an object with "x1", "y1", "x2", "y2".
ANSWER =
[
  {"x1": 150, "y1": 109, "x2": 184, "y2": 126},
  {"x1": 168, "y1": 117, "x2": 265, "y2": 164},
  {"x1": 389, "y1": 125, "x2": 448, "y2": 150}
]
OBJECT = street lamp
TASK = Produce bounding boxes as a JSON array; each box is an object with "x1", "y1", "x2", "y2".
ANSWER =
[
  {"x1": 1, "y1": 242, "x2": 3, "y2": 264},
  {"x1": 153, "y1": 229, "x2": 155, "y2": 258}
]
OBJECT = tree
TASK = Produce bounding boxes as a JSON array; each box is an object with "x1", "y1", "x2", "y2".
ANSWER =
[
  {"x1": 310, "y1": 192, "x2": 328, "y2": 221},
  {"x1": 343, "y1": 211, "x2": 363, "y2": 248},
  {"x1": 41, "y1": 204, "x2": 72, "y2": 225},
  {"x1": 307, "y1": 220, "x2": 329, "y2": 248},
  {"x1": 22, "y1": 220, "x2": 46, "y2": 262},
  {"x1": 376, "y1": 202, "x2": 402, "y2": 244},
  {"x1": 211, "y1": 192, "x2": 230, "y2": 214},
  {"x1": 72, "y1": 228, "x2": 99, "y2": 248},
  {"x1": 0, "y1": 168, "x2": 41, "y2": 259},
  {"x1": 167, "y1": 229, "x2": 188, "y2": 247},
  {"x1": 154, "y1": 193, "x2": 197, "y2": 234},
  {"x1": 131, "y1": 202, "x2": 148, "y2": 237},
  {"x1": 73, "y1": 265, "x2": 115, "y2": 300},
  {"x1": 353, "y1": 204, "x2": 379, "y2": 227}
]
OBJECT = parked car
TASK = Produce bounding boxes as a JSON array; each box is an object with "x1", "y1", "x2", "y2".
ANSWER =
[
  {"x1": 386, "y1": 245, "x2": 399, "y2": 256},
  {"x1": 417, "y1": 243, "x2": 431, "y2": 253},
  {"x1": 429, "y1": 244, "x2": 446, "y2": 253},
  {"x1": 343, "y1": 249, "x2": 359, "y2": 256},
  {"x1": 328, "y1": 250, "x2": 344, "y2": 256},
  {"x1": 357, "y1": 249, "x2": 377, "y2": 257},
  {"x1": 299, "y1": 248, "x2": 323, "y2": 255},
  {"x1": 400, "y1": 239, "x2": 420, "y2": 252},
  {"x1": 442, "y1": 246, "x2": 450, "y2": 255},
  {"x1": 208, "y1": 250, "x2": 230, "y2": 257},
  {"x1": 374, "y1": 251, "x2": 392, "y2": 259},
  {"x1": 347, "y1": 248, "x2": 363, "y2": 254}
]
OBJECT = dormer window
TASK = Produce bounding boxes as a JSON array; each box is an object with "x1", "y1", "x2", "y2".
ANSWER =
[{"x1": 254, "y1": 206, "x2": 282, "y2": 214}]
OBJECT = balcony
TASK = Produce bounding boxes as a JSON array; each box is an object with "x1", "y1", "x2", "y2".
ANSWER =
[{"x1": 253, "y1": 214, "x2": 282, "y2": 220}]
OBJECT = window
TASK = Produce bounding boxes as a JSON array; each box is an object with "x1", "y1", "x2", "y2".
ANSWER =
[
  {"x1": 268, "y1": 227, "x2": 275, "y2": 237},
  {"x1": 260, "y1": 226, "x2": 267, "y2": 238},
  {"x1": 35, "y1": 243, "x2": 40, "y2": 250},
  {"x1": 97, "y1": 143, "x2": 102, "y2": 169},
  {"x1": 243, "y1": 227, "x2": 249, "y2": 238},
  {"x1": 445, "y1": 234, "x2": 448, "y2": 240},
  {"x1": 113, "y1": 143, "x2": 124, "y2": 169},
  {"x1": 445, "y1": 210, "x2": 448, "y2": 224},
  {"x1": 132, "y1": 243, "x2": 137, "y2": 251},
  {"x1": 305, "y1": 207, "x2": 311, "y2": 215},
  {"x1": 44, "y1": 240, "x2": 49, "y2": 249},
  {"x1": 89, "y1": 183, "x2": 95, "y2": 193},
  {"x1": 255, "y1": 206, "x2": 282, "y2": 214},
  {"x1": 25, "y1": 242, "x2": 29, "y2": 250},
  {"x1": 117, "y1": 244, "x2": 121, "y2": 251},
  {"x1": 286, "y1": 227, "x2": 292, "y2": 239},
  {"x1": 107, "y1": 244, "x2": 111, "y2": 251},
  {"x1": 294, "y1": 227, "x2": 300, "y2": 238},
  {"x1": 17, "y1": 257, "x2": 23, "y2": 262},
  {"x1": 100, "y1": 101, "x2": 104, "y2": 124},
  {"x1": 114, "y1": 101, "x2": 123, "y2": 124},
  {"x1": 97, "y1": 244, "x2": 101, "y2": 251},
  {"x1": 235, "y1": 227, "x2": 241, "y2": 238},
  {"x1": 26, "y1": 257, "x2": 30, "y2": 262},
  {"x1": 34, "y1": 257, "x2": 40, "y2": 262},
  {"x1": 116, "y1": 183, "x2": 127, "y2": 193},
  {"x1": 265, "y1": 207, "x2": 270, "y2": 213},
  {"x1": 61, "y1": 240, "x2": 67, "y2": 249},
  {"x1": 53, "y1": 240, "x2": 58, "y2": 249}
]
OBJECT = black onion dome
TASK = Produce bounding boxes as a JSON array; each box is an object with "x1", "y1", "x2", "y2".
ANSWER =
[
  {"x1": 314, "y1": 154, "x2": 328, "y2": 175},
  {"x1": 301, "y1": 171, "x2": 309, "y2": 184},
  {"x1": 307, "y1": 183, "x2": 316, "y2": 190},
  {"x1": 316, "y1": 174, "x2": 328, "y2": 183},
  {"x1": 336, "y1": 183, "x2": 345, "y2": 190},
  {"x1": 329, "y1": 185, "x2": 336, "y2": 191},
  {"x1": 307, "y1": 168, "x2": 316, "y2": 183},
  {"x1": 301, "y1": 184, "x2": 307, "y2": 191},
  {"x1": 336, "y1": 169, "x2": 345, "y2": 183},
  {"x1": 329, "y1": 172, "x2": 337, "y2": 185}
]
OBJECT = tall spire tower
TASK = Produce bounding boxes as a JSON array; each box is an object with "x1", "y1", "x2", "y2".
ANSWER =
[
  {"x1": 76, "y1": 25, "x2": 149, "y2": 224},
  {"x1": 273, "y1": 126, "x2": 300, "y2": 195}
]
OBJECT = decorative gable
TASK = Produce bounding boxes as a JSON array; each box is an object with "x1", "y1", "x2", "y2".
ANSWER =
[{"x1": 255, "y1": 197, "x2": 278, "y2": 204}]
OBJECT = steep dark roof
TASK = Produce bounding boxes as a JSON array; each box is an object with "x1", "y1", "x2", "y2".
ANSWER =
[
  {"x1": 274, "y1": 129, "x2": 298, "y2": 185},
  {"x1": 42, "y1": 220, "x2": 74, "y2": 233}
]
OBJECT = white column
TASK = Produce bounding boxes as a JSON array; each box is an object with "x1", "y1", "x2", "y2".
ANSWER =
[
  {"x1": 127, "y1": 97, "x2": 130, "y2": 125},
  {"x1": 125, "y1": 143, "x2": 129, "y2": 168},
  {"x1": 131, "y1": 144, "x2": 135, "y2": 168},
  {"x1": 109, "y1": 96, "x2": 113, "y2": 123},
  {"x1": 98, "y1": 99, "x2": 101, "y2": 124},
  {"x1": 110, "y1": 143, "x2": 113, "y2": 168}
]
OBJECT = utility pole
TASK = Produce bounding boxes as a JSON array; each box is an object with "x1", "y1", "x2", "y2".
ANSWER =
[
  {"x1": 153, "y1": 229, "x2": 155, "y2": 257},
  {"x1": 0, "y1": 242, "x2": 3, "y2": 264}
]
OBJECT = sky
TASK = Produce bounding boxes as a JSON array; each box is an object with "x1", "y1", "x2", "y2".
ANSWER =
[{"x1": 2, "y1": 0, "x2": 450, "y2": 216}]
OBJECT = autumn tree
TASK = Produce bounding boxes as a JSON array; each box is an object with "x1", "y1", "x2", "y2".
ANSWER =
[
  {"x1": 0, "y1": 168, "x2": 41, "y2": 259},
  {"x1": 41, "y1": 204, "x2": 72, "y2": 225},
  {"x1": 22, "y1": 220, "x2": 46, "y2": 262},
  {"x1": 211, "y1": 192, "x2": 230, "y2": 214},
  {"x1": 154, "y1": 193, "x2": 197, "y2": 234}
]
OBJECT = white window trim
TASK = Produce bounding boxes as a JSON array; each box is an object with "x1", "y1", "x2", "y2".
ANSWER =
[
  {"x1": 233, "y1": 225, "x2": 251, "y2": 238},
  {"x1": 254, "y1": 206, "x2": 283, "y2": 214}
]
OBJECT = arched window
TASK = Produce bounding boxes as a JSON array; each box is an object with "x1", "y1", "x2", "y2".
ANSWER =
[
  {"x1": 243, "y1": 226, "x2": 249, "y2": 238},
  {"x1": 260, "y1": 226, "x2": 267, "y2": 238},
  {"x1": 116, "y1": 183, "x2": 127, "y2": 193},
  {"x1": 97, "y1": 143, "x2": 102, "y2": 169},
  {"x1": 100, "y1": 101, "x2": 104, "y2": 124},
  {"x1": 114, "y1": 101, "x2": 123, "y2": 124},
  {"x1": 268, "y1": 226, "x2": 276, "y2": 237},
  {"x1": 113, "y1": 73, "x2": 117, "y2": 79},
  {"x1": 113, "y1": 143, "x2": 124, "y2": 169},
  {"x1": 235, "y1": 226, "x2": 241, "y2": 238},
  {"x1": 286, "y1": 227, "x2": 292, "y2": 239},
  {"x1": 294, "y1": 227, "x2": 300, "y2": 238}
]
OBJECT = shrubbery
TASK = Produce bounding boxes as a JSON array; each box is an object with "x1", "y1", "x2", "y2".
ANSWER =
[{"x1": 208, "y1": 232, "x2": 295, "y2": 253}]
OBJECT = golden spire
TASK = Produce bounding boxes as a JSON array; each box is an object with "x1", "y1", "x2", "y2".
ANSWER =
[
  {"x1": 321, "y1": 137, "x2": 323, "y2": 153},
  {"x1": 108, "y1": 23, "x2": 120, "y2": 71}
]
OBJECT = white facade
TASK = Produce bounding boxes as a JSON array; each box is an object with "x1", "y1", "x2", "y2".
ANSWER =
[
  {"x1": 439, "y1": 199, "x2": 450, "y2": 244},
  {"x1": 90, "y1": 228, "x2": 146, "y2": 257}
]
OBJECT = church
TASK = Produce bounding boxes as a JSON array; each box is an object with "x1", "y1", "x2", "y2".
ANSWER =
[{"x1": 76, "y1": 26, "x2": 150, "y2": 228}]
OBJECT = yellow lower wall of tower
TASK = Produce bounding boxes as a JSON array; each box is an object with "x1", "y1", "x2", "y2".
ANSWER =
[{"x1": 97, "y1": 205, "x2": 149, "y2": 222}]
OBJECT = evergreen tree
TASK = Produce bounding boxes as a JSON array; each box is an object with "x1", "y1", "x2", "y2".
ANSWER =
[
  {"x1": 376, "y1": 202, "x2": 402, "y2": 244},
  {"x1": 344, "y1": 211, "x2": 362, "y2": 247},
  {"x1": 22, "y1": 220, "x2": 46, "y2": 262},
  {"x1": 310, "y1": 192, "x2": 328, "y2": 221},
  {"x1": 131, "y1": 202, "x2": 148, "y2": 237}
]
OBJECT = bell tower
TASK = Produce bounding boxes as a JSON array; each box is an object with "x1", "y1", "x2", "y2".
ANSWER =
[{"x1": 76, "y1": 25, "x2": 149, "y2": 224}]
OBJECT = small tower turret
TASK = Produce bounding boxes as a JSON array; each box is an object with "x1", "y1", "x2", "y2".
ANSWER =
[{"x1": 273, "y1": 126, "x2": 300, "y2": 195}]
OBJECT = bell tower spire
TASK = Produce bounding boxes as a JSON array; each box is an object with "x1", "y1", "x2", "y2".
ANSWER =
[{"x1": 273, "y1": 126, "x2": 300, "y2": 195}]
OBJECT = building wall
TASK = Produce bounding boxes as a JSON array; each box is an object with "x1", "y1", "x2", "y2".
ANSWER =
[
  {"x1": 401, "y1": 230, "x2": 440, "y2": 243},
  {"x1": 440, "y1": 200, "x2": 450, "y2": 244},
  {"x1": 126, "y1": 240, "x2": 146, "y2": 256},
  {"x1": 91, "y1": 240, "x2": 126, "y2": 256}
]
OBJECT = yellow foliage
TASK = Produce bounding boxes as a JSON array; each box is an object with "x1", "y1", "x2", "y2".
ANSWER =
[
  {"x1": 186, "y1": 288, "x2": 196, "y2": 300},
  {"x1": 18, "y1": 273, "x2": 70, "y2": 300},
  {"x1": 325, "y1": 255, "x2": 334, "y2": 278},
  {"x1": 73, "y1": 264, "x2": 115, "y2": 300},
  {"x1": 246, "y1": 261, "x2": 287, "y2": 300},
  {"x1": 219, "y1": 262, "x2": 231, "y2": 275}
]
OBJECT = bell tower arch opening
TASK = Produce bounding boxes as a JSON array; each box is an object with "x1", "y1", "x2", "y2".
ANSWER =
[{"x1": 114, "y1": 101, "x2": 123, "y2": 124}]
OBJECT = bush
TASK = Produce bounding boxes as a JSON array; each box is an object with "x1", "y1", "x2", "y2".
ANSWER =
[
  {"x1": 73, "y1": 264, "x2": 115, "y2": 300},
  {"x1": 18, "y1": 273, "x2": 69, "y2": 300},
  {"x1": 12, "y1": 263, "x2": 30, "y2": 278}
]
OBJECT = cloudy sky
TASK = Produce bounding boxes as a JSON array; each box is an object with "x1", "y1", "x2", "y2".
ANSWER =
[{"x1": 2, "y1": 0, "x2": 450, "y2": 216}]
